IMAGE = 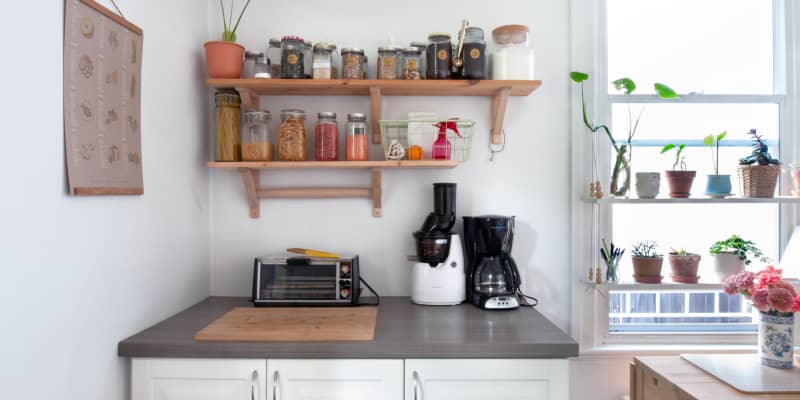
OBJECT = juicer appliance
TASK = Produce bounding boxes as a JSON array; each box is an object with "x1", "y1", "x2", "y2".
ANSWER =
[
  {"x1": 410, "y1": 183, "x2": 465, "y2": 305},
  {"x1": 463, "y1": 215, "x2": 534, "y2": 310}
]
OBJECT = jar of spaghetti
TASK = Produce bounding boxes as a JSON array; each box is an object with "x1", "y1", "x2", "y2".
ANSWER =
[
  {"x1": 315, "y1": 112, "x2": 338, "y2": 161},
  {"x1": 377, "y1": 46, "x2": 399, "y2": 79},
  {"x1": 214, "y1": 89, "x2": 241, "y2": 162},
  {"x1": 341, "y1": 48, "x2": 366, "y2": 79},
  {"x1": 242, "y1": 110, "x2": 273, "y2": 161},
  {"x1": 346, "y1": 113, "x2": 368, "y2": 161},
  {"x1": 278, "y1": 109, "x2": 307, "y2": 161}
]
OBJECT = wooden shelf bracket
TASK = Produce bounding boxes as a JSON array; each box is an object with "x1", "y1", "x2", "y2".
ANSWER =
[
  {"x1": 239, "y1": 167, "x2": 261, "y2": 218},
  {"x1": 369, "y1": 87, "x2": 382, "y2": 144},
  {"x1": 491, "y1": 87, "x2": 512, "y2": 145},
  {"x1": 235, "y1": 87, "x2": 260, "y2": 111}
]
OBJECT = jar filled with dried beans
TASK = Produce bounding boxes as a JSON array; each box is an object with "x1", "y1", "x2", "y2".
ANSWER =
[
  {"x1": 278, "y1": 109, "x2": 307, "y2": 161},
  {"x1": 377, "y1": 46, "x2": 399, "y2": 79},
  {"x1": 315, "y1": 112, "x2": 339, "y2": 161},
  {"x1": 214, "y1": 89, "x2": 241, "y2": 162},
  {"x1": 341, "y1": 48, "x2": 366, "y2": 79}
]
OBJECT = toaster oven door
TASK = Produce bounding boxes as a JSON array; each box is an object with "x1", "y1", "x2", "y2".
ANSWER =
[{"x1": 255, "y1": 258, "x2": 349, "y2": 304}]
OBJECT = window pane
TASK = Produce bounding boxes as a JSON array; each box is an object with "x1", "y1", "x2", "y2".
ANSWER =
[
  {"x1": 659, "y1": 293, "x2": 685, "y2": 313},
  {"x1": 607, "y1": 0, "x2": 774, "y2": 94},
  {"x1": 689, "y1": 293, "x2": 715, "y2": 313},
  {"x1": 630, "y1": 293, "x2": 656, "y2": 313},
  {"x1": 718, "y1": 293, "x2": 743, "y2": 313}
]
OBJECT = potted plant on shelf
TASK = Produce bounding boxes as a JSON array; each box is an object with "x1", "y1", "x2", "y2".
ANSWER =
[
  {"x1": 631, "y1": 241, "x2": 664, "y2": 284},
  {"x1": 703, "y1": 131, "x2": 732, "y2": 198},
  {"x1": 739, "y1": 129, "x2": 781, "y2": 198},
  {"x1": 724, "y1": 266, "x2": 800, "y2": 369},
  {"x1": 205, "y1": 0, "x2": 251, "y2": 79},
  {"x1": 668, "y1": 248, "x2": 701, "y2": 284},
  {"x1": 709, "y1": 234, "x2": 770, "y2": 281},
  {"x1": 571, "y1": 72, "x2": 678, "y2": 198},
  {"x1": 660, "y1": 143, "x2": 695, "y2": 198}
]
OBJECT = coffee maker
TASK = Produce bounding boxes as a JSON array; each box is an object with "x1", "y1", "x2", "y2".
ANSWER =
[
  {"x1": 410, "y1": 183, "x2": 465, "y2": 305},
  {"x1": 462, "y1": 215, "x2": 523, "y2": 310}
]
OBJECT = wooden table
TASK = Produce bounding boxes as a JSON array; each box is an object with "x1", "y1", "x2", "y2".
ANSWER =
[{"x1": 631, "y1": 356, "x2": 800, "y2": 400}]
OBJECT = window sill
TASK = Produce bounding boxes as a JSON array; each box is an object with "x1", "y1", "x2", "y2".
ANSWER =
[{"x1": 577, "y1": 344, "x2": 760, "y2": 359}]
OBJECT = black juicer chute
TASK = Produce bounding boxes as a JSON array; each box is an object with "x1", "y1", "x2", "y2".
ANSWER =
[{"x1": 413, "y1": 183, "x2": 457, "y2": 267}]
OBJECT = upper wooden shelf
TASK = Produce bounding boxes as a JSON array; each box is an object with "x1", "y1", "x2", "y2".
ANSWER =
[
  {"x1": 208, "y1": 160, "x2": 459, "y2": 169},
  {"x1": 206, "y1": 79, "x2": 542, "y2": 97}
]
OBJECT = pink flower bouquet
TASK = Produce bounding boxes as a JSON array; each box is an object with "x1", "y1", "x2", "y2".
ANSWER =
[{"x1": 724, "y1": 266, "x2": 800, "y2": 315}]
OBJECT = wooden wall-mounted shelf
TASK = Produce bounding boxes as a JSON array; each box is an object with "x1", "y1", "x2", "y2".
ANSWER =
[
  {"x1": 209, "y1": 161, "x2": 458, "y2": 219},
  {"x1": 207, "y1": 79, "x2": 542, "y2": 145}
]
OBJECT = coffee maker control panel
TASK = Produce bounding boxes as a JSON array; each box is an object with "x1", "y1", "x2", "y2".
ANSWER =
[{"x1": 483, "y1": 296, "x2": 520, "y2": 310}]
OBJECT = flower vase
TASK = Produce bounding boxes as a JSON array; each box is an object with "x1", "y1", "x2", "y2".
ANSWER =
[
  {"x1": 758, "y1": 312, "x2": 795, "y2": 369},
  {"x1": 610, "y1": 145, "x2": 631, "y2": 198}
]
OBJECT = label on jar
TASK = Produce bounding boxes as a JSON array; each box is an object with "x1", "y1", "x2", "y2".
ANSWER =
[
  {"x1": 344, "y1": 54, "x2": 358, "y2": 67},
  {"x1": 382, "y1": 57, "x2": 395, "y2": 67},
  {"x1": 407, "y1": 60, "x2": 418, "y2": 70},
  {"x1": 287, "y1": 54, "x2": 298, "y2": 65},
  {"x1": 313, "y1": 61, "x2": 331, "y2": 69},
  {"x1": 437, "y1": 49, "x2": 447, "y2": 61},
  {"x1": 470, "y1": 48, "x2": 481, "y2": 59}
]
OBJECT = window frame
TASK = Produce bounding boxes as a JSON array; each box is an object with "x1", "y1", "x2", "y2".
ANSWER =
[{"x1": 569, "y1": 0, "x2": 800, "y2": 349}]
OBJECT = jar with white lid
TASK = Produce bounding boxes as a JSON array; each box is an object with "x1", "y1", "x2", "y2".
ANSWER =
[{"x1": 491, "y1": 24, "x2": 534, "y2": 80}]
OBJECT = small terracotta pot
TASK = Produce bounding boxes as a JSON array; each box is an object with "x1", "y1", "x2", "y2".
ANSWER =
[
  {"x1": 669, "y1": 254, "x2": 701, "y2": 283},
  {"x1": 632, "y1": 256, "x2": 664, "y2": 283},
  {"x1": 204, "y1": 41, "x2": 244, "y2": 79},
  {"x1": 665, "y1": 170, "x2": 697, "y2": 198}
]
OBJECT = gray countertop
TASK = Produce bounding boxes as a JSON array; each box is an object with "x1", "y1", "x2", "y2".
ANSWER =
[{"x1": 118, "y1": 297, "x2": 578, "y2": 359}]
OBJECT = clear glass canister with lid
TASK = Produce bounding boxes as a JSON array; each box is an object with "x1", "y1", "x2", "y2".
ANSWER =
[
  {"x1": 315, "y1": 112, "x2": 339, "y2": 161},
  {"x1": 278, "y1": 109, "x2": 307, "y2": 161},
  {"x1": 242, "y1": 110, "x2": 273, "y2": 161},
  {"x1": 346, "y1": 113, "x2": 369, "y2": 161},
  {"x1": 462, "y1": 27, "x2": 487, "y2": 79},
  {"x1": 303, "y1": 41, "x2": 313, "y2": 79},
  {"x1": 377, "y1": 46, "x2": 399, "y2": 80},
  {"x1": 491, "y1": 24, "x2": 534, "y2": 80},
  {"x1": 214, "y1": 89, "x2": 241, "y2": 162},
  {"x1": 242, "y1": 50, "x2": 258, "y2": 79},
  {"x1": 410, "y1": 41, "x2": 427, "y2": 79},
  {"x1": 426, "y1": 33, "x2": 452, "y2": 79},
  {"x1": 254, "y1": 53, "x2": 271, "y2": 78},
  {"x1": 312, "y1": 42, "x2": 337, "y2": 79},
  {"x1": 400, "y1": 47, "x2": 423, "y2": 80},
  {"x1": 280, "y1": 35, "x2": 305, "y2": 79},
  {"x1": 341, "y1": 48, "x2": 366, "y2": 79},
  {"x1": 267, "y1": 38, "x2": 282, "y2": 77}
]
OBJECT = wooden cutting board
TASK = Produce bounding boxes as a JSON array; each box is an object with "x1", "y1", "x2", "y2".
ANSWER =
[
  {"x1": 681, "y1": 354, "x2": 800, "y2": 394},
  {"x1": 194, "y1": 307, "x2": 378, "y2": 342}
]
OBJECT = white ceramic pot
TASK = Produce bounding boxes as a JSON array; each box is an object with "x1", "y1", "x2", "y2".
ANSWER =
[
  {"x1": 759, "y1": 312, "x2": 795, "y2": 369},
  {"x1": 714, "y1": 252, "x2": 746, "y2": 281},
  {"x1": 635, "y1": 172, "x2": 660, "y2": 199}
]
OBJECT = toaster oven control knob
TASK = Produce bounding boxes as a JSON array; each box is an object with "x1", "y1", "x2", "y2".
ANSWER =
[
  {"x1": 341, "y1": 264, "x2": 351, "y2": 278},
  {"x1": 340, "y1": 288, "x2": 351, "y2": 299},
  {"x1": 451, "y1": 261, "x2": 457, "y2": 268}
]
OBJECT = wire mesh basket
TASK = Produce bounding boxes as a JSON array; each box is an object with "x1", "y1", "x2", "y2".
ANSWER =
[{"x1": 379, "y1": 119, "x2": 476, "y2": 162}]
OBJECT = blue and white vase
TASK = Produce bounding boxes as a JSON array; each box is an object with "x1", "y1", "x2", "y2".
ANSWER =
[{"x1": 758, "y1": 312, "x2": 795, "y2": 369}]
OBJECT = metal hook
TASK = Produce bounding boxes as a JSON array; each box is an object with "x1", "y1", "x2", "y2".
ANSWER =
[{"x1": 488, "y1": 129, "x2": 506, "y2": 162}]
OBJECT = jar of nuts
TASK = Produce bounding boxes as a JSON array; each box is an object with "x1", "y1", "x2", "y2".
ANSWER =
[
  {"x1": 400, "y1": 47, "x2": 423, "y2": 80},
  {"x1": 341, "y1": 48, "x2": 366, "y2": 79},
  {"x1": 278, "y1": 109, "x2": 307, "y2": 161},
  {"x1": 377, "y1": 46, "x2": 399, "y2": 80}
]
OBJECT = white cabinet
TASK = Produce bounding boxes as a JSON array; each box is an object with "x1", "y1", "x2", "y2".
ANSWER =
[
  {"x1": 404, "y1": 359, "x2": 568, "y2": 400},
  {"x1": 132, "y1": 359, "x2": 267, "y2": 400},
  {"x1": 267, "y1": 359, "x2": 403, "y2": 400}
]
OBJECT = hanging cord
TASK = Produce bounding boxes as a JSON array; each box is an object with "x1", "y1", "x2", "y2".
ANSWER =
[
  {"x1": 110, "y1": 0, "x2": 126, "y2": 19},
  {"x1": 488, "y1": 129, "x2": 506, "y2": 162},
  {"x1": 516, "y1": 289, "x2": 539, "y2": 308}
]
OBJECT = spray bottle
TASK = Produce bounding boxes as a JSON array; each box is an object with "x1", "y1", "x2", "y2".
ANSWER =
[{"x1": 432, "y1": 119, "x2": 461, "y2": 160}]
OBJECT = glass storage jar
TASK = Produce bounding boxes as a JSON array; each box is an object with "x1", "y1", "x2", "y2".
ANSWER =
[
  {"x1": 400, "y1": 47, "x2": 423, "y2": 80},
  {"x1": 346, "y1": 113, "x2": 369, "y2": 161},
  {"x1": 491, "y1": 24, "x2": 534, "y2": 80},
  {"x1": 312, "y1": 42, "x2": 337, "y2": 79},
  {"x1": 214, "y1": 89, "x2": 241, "y2": 162},
  {"x1": 303, "y1": 41, "x2": 313, "y2": 79},
  {"x1": 462, "y1": 27, "x2": 486, "y2": 79},
  {"x1": 254, "y1": 54, "x2": 271, "y2": 78},
  {"x1": 341, "y1": 48, "x2": 366, "y2": 79},
  {"x1": 242, "y1": 110, "x2": 273, "y2": 161},
  {"x1": 410, "y1": 41, "x2": 427, "y2": 79},
  {"x1": 315, "y1": 112, "x2": 339, "y2": 161},
  {"x1": 242, "y1": 50, "x2": 258, "y2": 79},
  {"x1": 426, "y1": 33, "x2": 452, "y2": 79},
  {"x1": 377, "y1": 46, "x2": 399, "y2": 80},
  {"x1": 278, "y1": 109, "x2": 307, "y2": 161},
  {"x1": 280, "y1": 35, "x2": 305, "y2": 79},
  {"x1": 267, "y1": 38, "x2": 282, "y2": 77}
]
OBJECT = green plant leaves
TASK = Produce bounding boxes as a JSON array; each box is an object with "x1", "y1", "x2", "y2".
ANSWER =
[
  {"x1": 660, "y1": 144, "x2": 676, "y2": 154},
  {"x1": 716, "y1": 131, "x2": 727, "y2": 142},
  {"x1": 612, "y1": 78, "x2": 636, "y2": 94},
  {"x1": 703, "y1": 134, "x2": 714, "y2": 146},
  {"x1": 570, "y1": 71, "x2": 589, "y2": 83},
  {"x1": 654, "y1": 83, "x2": 679, "y2": 99}
]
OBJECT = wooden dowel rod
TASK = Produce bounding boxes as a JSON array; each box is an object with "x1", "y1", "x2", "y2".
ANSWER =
[{"x1": 258, "y1": 187, "x2": 373, "y2": 198}]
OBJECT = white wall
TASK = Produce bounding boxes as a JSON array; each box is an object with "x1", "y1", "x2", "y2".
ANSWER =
[
  {"x1": 208, "y1": 0, "x2": 573, "y2": 330},
  {"x1": 0, "y1": 1, "x2": 209, "y2": 400}
]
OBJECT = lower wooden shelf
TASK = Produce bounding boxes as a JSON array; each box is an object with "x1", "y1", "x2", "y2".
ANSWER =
[{"x1": 208, "y1": 160, "x2": 458, "y2": 218}]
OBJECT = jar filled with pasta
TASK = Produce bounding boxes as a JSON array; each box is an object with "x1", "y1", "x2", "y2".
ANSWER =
[
  {"x1": 341, "y1": 48, "x2": 366, "y2": 79},
  {"x1": 214, "y1": 89, "x2": 241, "y2": 162},
  {"x1": 242, "y1": 110, "x2": 273, "y2": 161},
  {"x1": 315, "y1": 112, "x2": 338, "y2": 161},
  {"x1": 278, "y1": 109, "x2": 307, "y2": 161}
]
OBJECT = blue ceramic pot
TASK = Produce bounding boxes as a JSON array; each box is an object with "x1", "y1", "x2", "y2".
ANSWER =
[
  {"x1": 705, "y1": 175, "x2": 732, "y2": 197},
  {"x1": 759, "y1": 312, "x2": 795, "y2": 369}
]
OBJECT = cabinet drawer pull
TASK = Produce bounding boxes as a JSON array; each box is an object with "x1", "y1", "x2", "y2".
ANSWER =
[
  {"x1": 251, "y1": 370, "x2": 259, "y2": 400},
  {"x1": 412, "y1": 371, "x2": 423, "y2": 400},
  {"x1": 272, "y1": 370, "x2": 281, "y2": 400}
]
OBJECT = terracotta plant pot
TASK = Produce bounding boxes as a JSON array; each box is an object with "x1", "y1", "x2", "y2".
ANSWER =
[
  {"x1": 632, "y1": 256, "x2": 664, "y2": 283},
  {"x1": 668, "y1": 254, "x2": 701, "y2": 283},
  {"x1": 204, "y1": 41, "x2": 245, "y2": 79},
  {"x1": 665, "y1": 170, "x2": 696, "y2": 198},
  {"x1": 713, "y1": 252, "x2": 746, "y2": 282}
]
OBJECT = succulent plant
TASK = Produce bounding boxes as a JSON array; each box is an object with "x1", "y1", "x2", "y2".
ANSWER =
[
  {"x1": 739, "y1": 129, "x2": 780, "y2": 166},
  {"x1": 632, "y1": 241, "x2": 661, "y2": 258}
]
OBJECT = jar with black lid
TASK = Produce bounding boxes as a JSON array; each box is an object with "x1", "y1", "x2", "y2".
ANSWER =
[
  {"x1": 462, "y1": 27, "x2": 486, "y2": 79},
  {"x1": 426, "y1": 33, "x2": 452, "y2": 79},
  {"x1": 280, "y1": 35, "x2": 305, "y2": 79}
]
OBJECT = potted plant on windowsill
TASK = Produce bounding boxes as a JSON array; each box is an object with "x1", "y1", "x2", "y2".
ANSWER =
[
  {"x1": 738, "y1": 129, "x2": 781, "y2": 198},
  {"x1": 205, "y1": 0, "x2": 251, "y2": 79},
  {"x1": 631, "y1": 240, "x2": 664, "y2": 284},
  {"x1": 709, "y1": 234, "x2": 770, "y2": 281},
  {"x1": 703, "y1": 131, "x2": 732, "y2": 198},
  {"x1": 661, "y1": 143, "x2": 696, "y2": 198},
  {"x1": 668, "y1": 248, "x2": 701, "y2": 284}
]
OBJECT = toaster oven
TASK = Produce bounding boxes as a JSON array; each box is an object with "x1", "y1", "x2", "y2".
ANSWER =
[{"x1": 251, "y1": 254, "x2": 362, "y2": 306}]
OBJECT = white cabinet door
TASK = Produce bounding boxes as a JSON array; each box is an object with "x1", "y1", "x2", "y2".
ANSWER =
[
  {"x1": 132, "y1": 358, "x2": 267, "y2": 400},
  {"x1": 267, "y1": 359, "x2": 403, "y2": 400},
  {"x1": 404, "y1": 359, "x2": 568, "y2": 400}
]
